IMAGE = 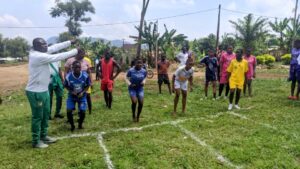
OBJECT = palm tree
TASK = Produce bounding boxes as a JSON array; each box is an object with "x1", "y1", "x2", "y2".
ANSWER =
[
  {"x1": 230, "y1": 14, "x2": 269, "y2": 51},
  {"x1": 269, "y1": 18, "x2": 290, "y2": 51}
]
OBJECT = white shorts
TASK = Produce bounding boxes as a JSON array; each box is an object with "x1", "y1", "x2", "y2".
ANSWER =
[{"x1": 174, "y1": 80, "x2": 188, "y2": 91}]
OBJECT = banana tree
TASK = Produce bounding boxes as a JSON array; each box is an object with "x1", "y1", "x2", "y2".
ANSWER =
[{"x1": 269, "y1": 18, "x2": 290, "y2": 51}]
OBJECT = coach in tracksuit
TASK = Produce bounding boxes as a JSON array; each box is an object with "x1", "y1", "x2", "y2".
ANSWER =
[{"x1": 26, "y1": 38, "x2": 78, "y2": 148}]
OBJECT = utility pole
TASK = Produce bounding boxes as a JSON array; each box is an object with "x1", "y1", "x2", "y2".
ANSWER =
[
  {"x1": 216, "y1": 4, "x2": 221, "y2": 50},
  {"x1": 155, "y1": 20, "x2": 159, "y2": 71},
  {"x1": 292, "y1": 0, "x2": 299, "y2": 48},
  {"x1": 122, "y1": 38, "x2": 125, "y2": 51}
]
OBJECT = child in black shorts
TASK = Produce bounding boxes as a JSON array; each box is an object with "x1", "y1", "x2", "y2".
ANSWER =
[{"x1": 200, "y1": 49, "x2": 218, "y2": 99}]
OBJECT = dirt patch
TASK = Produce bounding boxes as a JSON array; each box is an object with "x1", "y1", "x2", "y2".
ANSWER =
[
  {"x1": 0, "y1": 63, "x2": 286, "y2": 96},
  {"x1": 256, "y1": 73, "x2": 287, "y2": 79},
  {"x1": 0, "y1": 64, "x2": 28, "y2": 95}
]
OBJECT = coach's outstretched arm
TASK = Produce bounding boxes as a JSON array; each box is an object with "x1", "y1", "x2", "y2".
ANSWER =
[{"x1": 47, "y1": 39, "x2": 77, "y2": 54}]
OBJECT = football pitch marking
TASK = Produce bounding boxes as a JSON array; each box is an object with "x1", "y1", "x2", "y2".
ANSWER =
[
  {"x1": 53, "y1": 110, "x2": 298, "y2": 169},
  {"x1": 97, "y1": 134, "x2": 114, "y2": 169},
  {"x1": 174, "y1": 123, "x2": 242, "y2": 169},
  {"x1": 54, "y1": 112, "x2": 241, "y2": 169},
  {"x1": 227, "y1": 111, "x2": 298, "y2": 139}
]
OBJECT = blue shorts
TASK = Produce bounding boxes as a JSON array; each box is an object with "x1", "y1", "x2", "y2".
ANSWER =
[
  {"x1": 128, "y1": 87, "x2": 144, "y2": 99},
  {"x1": 67, "y1": 95, "x2": 87, "y2": 111}
]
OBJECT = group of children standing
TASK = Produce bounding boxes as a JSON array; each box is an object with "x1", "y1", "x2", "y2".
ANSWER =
[
  {"x1": 60, "y1": 46, "x2": 258, "y2": 132},
  {"x1": 173, "y1": 45, "x2": 256, "y2": 111}
]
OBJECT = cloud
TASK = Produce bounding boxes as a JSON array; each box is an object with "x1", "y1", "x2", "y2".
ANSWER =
[
  {"x1": 245, "y1": 0, "x2": 294, "y2": 18},
  {"x1": 81, "y1": 15, "x2": 137, "y2": 41},
  {"x1": 180, "y1": 0, "x2": 195, "y2": 5},
  {"x1": 0, "y1": 14, "x2": 33, "y2": 27},
  {"x1": 124, "y1": 3, "x2": 141, "y2": 19},
  {"x1": 226, "y1": 1, "x2": 237, "y2": 10}
]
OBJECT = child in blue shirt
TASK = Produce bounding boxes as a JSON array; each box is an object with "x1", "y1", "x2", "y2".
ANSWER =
[
  {"x1": 64, "y1": 60, "x2": 91, "y2": 131},
  {"x1": 126, "y1": 58, "x2": 147, "y2": 122}
]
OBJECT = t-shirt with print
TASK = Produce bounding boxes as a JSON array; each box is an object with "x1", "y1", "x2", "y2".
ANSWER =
[
  {"x1": 175, "y1": 66, "x2": 194, "y2": 82},
  {"x1": 127, "y1": 67, "x2": 147, "y2": 88},
  {"x1": 200, "y1": 56, "x2": 218, "y2": 76},
  {"x1": 64, "y1": 71, "x2": 91, "y2": 98}
]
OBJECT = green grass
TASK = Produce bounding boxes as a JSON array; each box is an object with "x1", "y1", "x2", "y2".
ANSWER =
[{"x1": 0, "y1": 68, "x2": 300, "y2": 169}]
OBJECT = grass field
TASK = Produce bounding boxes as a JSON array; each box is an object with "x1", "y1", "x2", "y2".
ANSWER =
[{"x1": 0, "y1": 67, "x2": 300, "y2": 169}]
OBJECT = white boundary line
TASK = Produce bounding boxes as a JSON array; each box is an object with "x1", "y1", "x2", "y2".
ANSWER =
[
  {"x1": 55, "y1": 133, "x2": 98, "y2": 140},
  {"x1": 53, "y1": 111, "x2": 299, "y2": 169},
  {"x1": 97, "y1": 134, "x2": 114, "y2": 169},
  {"x1": 174, "y1": 123, "x2": 242, "y2": 169},
  {"x1": 227, "y1": 111, "x2": 277, "y2": 130},
  {"x1": 53, "y1": 112, "x2": 227, "y2": 169},
  {"x1": 55, "y1": 112, "x2": 227, "y2": 141},
  {"x1": 227, "y1": 111, "x2": 298, "y2": 139},
  {"x1": 54, "y1": 117, "x2": 208, "y2": 140}
]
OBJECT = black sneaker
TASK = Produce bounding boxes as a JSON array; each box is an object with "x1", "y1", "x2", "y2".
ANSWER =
[
  {"x1": 71, "y1": 125, "x2": 75, "y2": 132},
  {"x1": 78, "y1": 124, "x2": 84, "y2": 129},
  {"x1": 54, "y1": 114, "x2": 64, "y2": 119}
]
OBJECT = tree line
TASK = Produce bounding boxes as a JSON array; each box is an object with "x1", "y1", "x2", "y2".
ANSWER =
[
  {"x1": 2, "y1": 0, "x2": 300, "y2": 64},
  {"x1": 0, "y1": 34, "x2": 29, "y2": 60}
]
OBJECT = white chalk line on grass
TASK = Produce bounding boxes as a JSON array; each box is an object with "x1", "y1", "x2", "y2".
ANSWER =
[
  {"x1": 55, "y1": 132, "x2": 98, "y2": 140},
  {"x1": 97, "y1": 134, "x2": 114, "y2": 169},
  {"x1": 227, "y1": 111, "x2": 277, "y2": 130},
  {"x1": 53, "y1": 112, "x2": 227, "y2": 169},
  {"x1": 54, "y1": 116, "x2": 218, "y2": 140},
  {"x1": 174, "y1": 123, "x2": 242, "y2": 169},
  {"x1": 227, "y1": 111, "x2": 299, "y2": 139}
]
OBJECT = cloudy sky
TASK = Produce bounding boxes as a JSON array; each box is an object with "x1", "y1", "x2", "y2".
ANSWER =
[{"x1": 0, "y1": 0, "x2": 296, "y2": 43}]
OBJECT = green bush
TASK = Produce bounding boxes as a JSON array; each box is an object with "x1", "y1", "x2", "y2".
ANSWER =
[
  {"x1": 264, "y1": 54, "x2": 276, "y2": 65},
  {"x1": 256, "y1": 55, "x2": 265, "y2": 65},
  {"x1": 256, "y1": 54, "x2": 275, "y2": 66},
  {"x1": 281, "y1": 54, "x2": 291, "y2": 65}
]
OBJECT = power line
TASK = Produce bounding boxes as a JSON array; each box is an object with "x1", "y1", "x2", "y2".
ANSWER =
[
  {"x1": 0, "y1": 8, "x2": 218, "y2": 29},
  {"x1": 221, "y1": 8, "x2": 288, "y2": 20}
]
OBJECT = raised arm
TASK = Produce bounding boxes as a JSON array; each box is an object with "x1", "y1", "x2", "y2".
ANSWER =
[
  {"x1": 37, "y1": 48, "x2": 78, "y2": 65},
  {"x1": 47, "y1": 41, "x2": 72, "y2": 54}
]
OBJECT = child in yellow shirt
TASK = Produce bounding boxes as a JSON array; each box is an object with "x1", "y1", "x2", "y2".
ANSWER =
[{"x1": 227, "y1": 49, "x2": 248, "y2": 110}]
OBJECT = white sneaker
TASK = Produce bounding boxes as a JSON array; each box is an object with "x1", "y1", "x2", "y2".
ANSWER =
[
  {"x1": 33, "y1": 141, "x2": 48, "y2": 148},
  {"x1": 41, "y1": 136, "x2": 57, "y2": 144},
  {"x1": 234, "y1": 105, "x2": 241, "y2": 109},
  {"x1": 228, "y1": 104, "x2": 233, "y2": 110}
]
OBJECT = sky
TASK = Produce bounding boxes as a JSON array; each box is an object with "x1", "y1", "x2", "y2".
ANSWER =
[{"x1": 0, "y1": 0, "x2": 297, "y2": 43}]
